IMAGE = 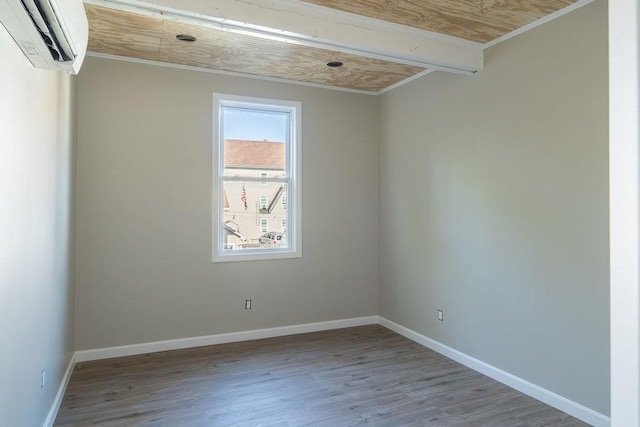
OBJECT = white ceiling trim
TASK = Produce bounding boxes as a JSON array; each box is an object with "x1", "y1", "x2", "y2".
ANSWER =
[
  {"x1": 84, "y1": 0, "x2": 483, "y2": 74},
  {"x1": 483, "y1": 0, "x2": 596, "y2": 49},
  {"x1": 376, "y1": 69, "x2": 435, "y2": 95}
]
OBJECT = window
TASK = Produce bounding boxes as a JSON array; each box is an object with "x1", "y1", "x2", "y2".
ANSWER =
[{"x1": 212, "y1": 93, "x2": 301, "y2": 262}]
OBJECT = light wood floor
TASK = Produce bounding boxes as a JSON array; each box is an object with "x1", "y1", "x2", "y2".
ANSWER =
[{"x1": 55, "y1": 325, "x2": 587, "y2": 426}]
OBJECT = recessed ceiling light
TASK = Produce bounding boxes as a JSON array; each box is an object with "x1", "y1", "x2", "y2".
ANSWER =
[
  {"x1": 326, "y1": 61, "x2": 344, "y2": 68},
  {"x1": 176, "y1": 34, "x2": 196, "y2": 42}
]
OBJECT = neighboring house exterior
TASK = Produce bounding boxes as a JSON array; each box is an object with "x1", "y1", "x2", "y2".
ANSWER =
[{"x1": 222, "y1": 139, "x2": 287, "y2": 249}]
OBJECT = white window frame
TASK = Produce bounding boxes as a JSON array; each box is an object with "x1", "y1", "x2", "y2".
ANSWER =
[
  {"x1": 260, "y1": 219, "x2": 268, "y2": 232},
  {"x1": 212, "y1": 93, "x2": 302, "y2": 262},
  {"x1": 260, "y1": 195, "x2": 268, "y2": 209}
]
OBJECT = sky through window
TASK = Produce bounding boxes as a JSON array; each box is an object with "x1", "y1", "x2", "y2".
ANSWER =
[{"x1": 223, "y1": 107, "x2": 287, "y2": 142}]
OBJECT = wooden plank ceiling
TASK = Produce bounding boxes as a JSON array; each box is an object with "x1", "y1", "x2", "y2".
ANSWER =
[
  {"x1": 299, "y1": 0, "x2": 578, "y2": 43},
  {"x1": 85, "y1": 0, "x2": 580, "y2": 92},
  {"x1": 85, "y1": 5, "x2": 426, "y2": 92}
]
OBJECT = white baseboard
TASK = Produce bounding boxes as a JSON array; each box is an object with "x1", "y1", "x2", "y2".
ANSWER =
[
  {"x1": 43, "y1": 352, "x2": 76, "y2": 427},
  {"x1": 51, "y1": 316, "x2": 609, "y2": 427},
  {"x1": 75, "y1": 316, "x2": 378, "y2": 362},
  {"x1": 377, "y1": 316, "x2": 610, "y2": 427}
]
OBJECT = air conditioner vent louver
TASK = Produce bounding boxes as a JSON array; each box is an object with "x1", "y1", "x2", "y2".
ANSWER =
[
  {"x1": 22, "y1": 0, "x2": 71, "y2": 62},
  {"x1": 0, "y1": 0, "x2": 88, "y2": 74}
]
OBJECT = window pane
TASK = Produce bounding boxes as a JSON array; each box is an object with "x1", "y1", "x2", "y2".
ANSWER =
[
  {"x1": 223, "y1": 107, "x2": 288, "y2": 178},
  {"x1": 223, "y1": 107, "x2": 288, "y2": 142},
  {"x1": 221, "y1": 181, "x2": 288, "y2": 252}
]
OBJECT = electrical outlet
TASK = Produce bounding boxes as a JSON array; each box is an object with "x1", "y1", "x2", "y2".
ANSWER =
[
  {"x1": 245, "y1": 299, "x2": 252, "y2": 310},
  {"x1": 40, "y1": 370, "x2": 45, "y2": 389},
  {"x1": 437, "y1": 309, "x2": 444, "y2": 322}
]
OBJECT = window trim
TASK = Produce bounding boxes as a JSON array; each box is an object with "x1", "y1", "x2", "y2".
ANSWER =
[{"x1": 212, "y1": 93, "x2": 302, "y2": 262}]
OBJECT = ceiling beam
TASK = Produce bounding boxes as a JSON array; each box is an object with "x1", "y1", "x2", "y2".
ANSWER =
[{"x1": 85, "y1": 0, "x2": 484, "y2": 74}]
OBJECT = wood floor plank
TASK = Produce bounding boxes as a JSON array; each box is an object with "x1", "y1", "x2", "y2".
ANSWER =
[{"x1": 55, "y1": 325, "x2": 588, "y2": 426}]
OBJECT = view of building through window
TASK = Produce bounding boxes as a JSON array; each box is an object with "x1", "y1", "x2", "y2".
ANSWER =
[{"x1": 223, "y1": 138, "x2": 288, "y2": 250}]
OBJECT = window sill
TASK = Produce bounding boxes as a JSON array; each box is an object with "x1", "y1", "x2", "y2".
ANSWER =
[{"x1": 212, "y1": 248, "x2": 302, "y2": 263}]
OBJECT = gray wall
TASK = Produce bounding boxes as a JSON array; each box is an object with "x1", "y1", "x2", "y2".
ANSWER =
[
  {"x1": 0, "y1": 27, "x2": 76, "y2": 426},
  {"x1": 73, "y1": 0, "x2": 609, "y2": 417},
  {"x1": 378, "y1": 0, "x2": 609, "y2": 415},
  {"x1": 75, "y1": 58, "x2": 379, "y2": 350}
]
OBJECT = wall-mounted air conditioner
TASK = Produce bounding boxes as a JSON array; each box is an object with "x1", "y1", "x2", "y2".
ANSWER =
[{"x1": 0, "y1": 0, "x2": 88, "y2": 74}]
